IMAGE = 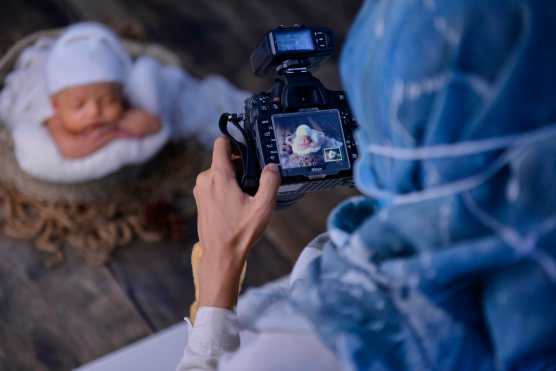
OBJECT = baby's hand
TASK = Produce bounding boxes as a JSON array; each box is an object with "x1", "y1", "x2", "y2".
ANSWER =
[
  {"x1": 117, "y1": 109, "x2": 161, "y2": 138},
  {"x1": 46, "y1": 117, "x2": 121, "y2": 159}
]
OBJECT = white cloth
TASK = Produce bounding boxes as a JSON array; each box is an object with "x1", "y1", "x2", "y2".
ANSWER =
[
  {"x1": 12, "y1": 121, "x2": 171, "y2": 183},
  {"x1": 0, "y1": 34, "x2": 249, "y2": 183},
  {"x1": 0, "y1": 37, "x2": 55, "y2": 131},
  {"x1": 45, "y1": 22, "x2": 132, "y2": 95},
  {"x1": 176, "y1": 234, "x2": 343, "y2": 371},
  {"x1": 125, "y1": 55, "x2": 249, "y2": 146}
]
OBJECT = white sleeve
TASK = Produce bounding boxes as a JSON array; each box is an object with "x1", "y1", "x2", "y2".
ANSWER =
[{"x1": 176, "y1": 307, "x2": 240, "y2": 371}]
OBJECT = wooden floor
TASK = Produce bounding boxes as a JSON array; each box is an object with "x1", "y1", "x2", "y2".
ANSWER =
[{"x1": 0, "y1": 1, "x2": 362, "y2": 370}]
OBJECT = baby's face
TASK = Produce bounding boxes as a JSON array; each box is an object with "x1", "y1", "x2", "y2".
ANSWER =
[
  {"x1": 294, "y1": 134, "x2": 316, "y2": 150},
  {"x1": 51, "y1": 82, "x2": 125, "y2": 135}
]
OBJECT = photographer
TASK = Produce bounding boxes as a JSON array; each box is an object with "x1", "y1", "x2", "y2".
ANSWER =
[{"x1": 178, "y1": 0, "x2": 556, "y2": 370}]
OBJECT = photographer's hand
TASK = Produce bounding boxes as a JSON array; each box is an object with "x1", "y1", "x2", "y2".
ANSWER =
[{"x1": 193, "y1": 137, "x2": 281, "y2": 309}]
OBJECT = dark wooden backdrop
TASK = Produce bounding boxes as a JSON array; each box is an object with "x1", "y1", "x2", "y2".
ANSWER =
[{"x1": 0, "y1": 1, "x2": 362, "y2": 370}]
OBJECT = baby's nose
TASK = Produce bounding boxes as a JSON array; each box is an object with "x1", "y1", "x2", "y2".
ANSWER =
[{"x1": 84, "y1": 100, "x2": 101, "y2": 117}]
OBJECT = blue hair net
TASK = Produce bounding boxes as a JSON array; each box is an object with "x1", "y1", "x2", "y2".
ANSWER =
[{"x1": 289, "y1": 0, "x2": 556, "y2": 370}]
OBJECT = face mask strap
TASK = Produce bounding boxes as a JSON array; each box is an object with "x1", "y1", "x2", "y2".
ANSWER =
[
  {"x1": 359, "y1": 140, "x2": 535, "y2": 206},
  {"x1": 366, "y1": 122, "x2": 556, "y2": 160}
]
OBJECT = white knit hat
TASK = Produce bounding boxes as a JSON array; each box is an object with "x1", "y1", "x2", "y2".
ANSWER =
[{"x1": 45, "y1": 22, "x2": 132, "y2": 95}]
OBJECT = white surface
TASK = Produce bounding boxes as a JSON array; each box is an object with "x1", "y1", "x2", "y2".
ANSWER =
[{"x1": 74, "y1": 322, "x2": 188, "y2": 371}]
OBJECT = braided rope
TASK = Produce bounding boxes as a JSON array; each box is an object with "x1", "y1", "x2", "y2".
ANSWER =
[{"x1": 0, "y1": 141, "x2": 207, "y2": 266}]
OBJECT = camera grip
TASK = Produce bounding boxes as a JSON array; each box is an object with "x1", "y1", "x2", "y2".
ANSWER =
[{"x1": 219, "y1": 113, "x2": 261, "y2": 195}]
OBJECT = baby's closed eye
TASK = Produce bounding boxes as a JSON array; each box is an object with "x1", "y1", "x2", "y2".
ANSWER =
[
  {"x1": 101, "y1": 95, "x2": 120, "y2": 105},
  {"x1": 70, "y1": 99, "x2": 85, "y2": 110}
]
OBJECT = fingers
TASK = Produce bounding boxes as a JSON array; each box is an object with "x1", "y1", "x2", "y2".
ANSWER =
[
  {"x1": 193, "y1": 170, "x2": 208, "y2": 198},
  {"x1": 211, "y1": 137, "x2": 234, "y2": 175},
  {"x1": 253, "y1": 163, "x2": 281, "y2": 209}
]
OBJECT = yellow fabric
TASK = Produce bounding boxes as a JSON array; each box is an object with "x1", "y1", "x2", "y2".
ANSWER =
[{"x1": 189, "y1": 242, "x2": 246, "y2": 323}]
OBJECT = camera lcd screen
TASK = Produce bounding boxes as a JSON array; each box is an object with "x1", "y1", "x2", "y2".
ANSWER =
[
  {"x1": 274, "y1": 30, "x2": 314, "y2": 52},
  {"x1": 272, "y1": 109, "x2": 350, "y2": 178}
]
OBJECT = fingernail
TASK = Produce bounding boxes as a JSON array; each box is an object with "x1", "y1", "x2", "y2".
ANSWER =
[{"x1": 266, "y1": 163, "x2": 279, "y2": 172}]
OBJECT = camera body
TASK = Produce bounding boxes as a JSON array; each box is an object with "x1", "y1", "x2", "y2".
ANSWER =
[{"x1": 220, "y1": 25, "x2": 358, "y2": 206}]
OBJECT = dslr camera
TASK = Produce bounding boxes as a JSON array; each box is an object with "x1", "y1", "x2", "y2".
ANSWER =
[{"x1": 219, "y1": 25, "x2": 358, "y2": 206}]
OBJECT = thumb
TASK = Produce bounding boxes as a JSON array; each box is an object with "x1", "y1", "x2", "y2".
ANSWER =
[{"x1": 253, "y1": 163, "x2": 281, "y2": 208}]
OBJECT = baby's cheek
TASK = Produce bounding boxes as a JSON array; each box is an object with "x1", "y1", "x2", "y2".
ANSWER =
[
  {"x1": 105, "y1": 104, "x2": 125, "y2": 122},
  {"x1": 61, "y1": 111, "x2": 86, "y2": 132},
  {"x1": 64, "y1": 106, "x2": 87, "y2": 119}
]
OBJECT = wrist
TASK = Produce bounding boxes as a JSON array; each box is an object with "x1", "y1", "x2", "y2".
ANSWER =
[
  {"x1": 198, "y1": 271, "x2": 242, "y2": 309},
  {"x1": 198, "y1": 250, "x2": 245, "y2": 309},
  {"x1": 202, "y1": 235, "x2": 252, "y2": 264}
]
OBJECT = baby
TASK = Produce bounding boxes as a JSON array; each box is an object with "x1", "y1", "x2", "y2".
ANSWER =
[
  {"x1": 287, "y1": 124, "x2": 324, "y2": 156},
  {"x1": 44, "y1": 23, "x2": 161, "y2": 159}
]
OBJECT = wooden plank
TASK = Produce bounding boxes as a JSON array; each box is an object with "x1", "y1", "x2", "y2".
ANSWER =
[
  {"x1": 0, "y1": 0, "x2": 362, "y2": 87},
  {"x1": 106, "y1": 229, "x2": 198, "y2": 332},
  {"x1": 51, "y1": 0, "x2": 146, "y2": 36},
  {"x1": 0, "y1": 236, "x2": 152, "y2": 371},
  {"x1": 49, "y1": 0, "x2": 362, "y2": 90},
  {"x1": 106, "y1": 219, "x2": 292, "y2": 332},
  {"x1": 0, "y1": 0, "x2": 72, "y2": 56},
  {"x1": 242, "y1": 235, "x2": 293, "y2": 290}
]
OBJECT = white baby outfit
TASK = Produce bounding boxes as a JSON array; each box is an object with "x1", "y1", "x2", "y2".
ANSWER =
[{"x1": 0, "y1": 23, "x2": 248, "y2": 183}]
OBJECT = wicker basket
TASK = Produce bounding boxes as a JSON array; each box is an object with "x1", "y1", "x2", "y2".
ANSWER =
[{"x1": 0, "y1": 29, "x2": 207, "y2": 266}]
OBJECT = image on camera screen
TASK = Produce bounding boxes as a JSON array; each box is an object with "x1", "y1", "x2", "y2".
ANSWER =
[{"x1": 271, "y1": 109, "x2": 350, "y2": 177}]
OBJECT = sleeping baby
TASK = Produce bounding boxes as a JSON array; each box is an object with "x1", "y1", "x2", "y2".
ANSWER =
[
  {"x1": 0, "y1": 22, "x2": 249, "y2": 183},
  {"x1": 44, "y1": 23, "x2": 161, "y2": 159}
]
